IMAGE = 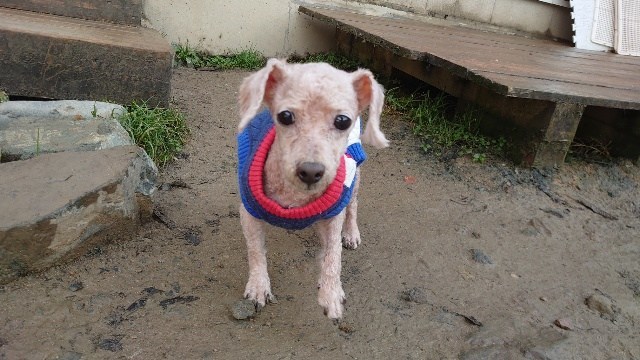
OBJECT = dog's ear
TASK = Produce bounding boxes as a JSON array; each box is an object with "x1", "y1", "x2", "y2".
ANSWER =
[
  {"x1": 238, "y1": 58, "x2": 286, "y2": 132},
  {"x1": 352, "y1": 69, "x2": 389, "y2": 149}
]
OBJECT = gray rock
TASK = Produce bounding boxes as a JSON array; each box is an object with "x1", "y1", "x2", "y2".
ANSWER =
[
  {"x1": 0, "y1": 146, "x2": 157, "y2": 284},
  {"x1": 69, "y1": 281, "x2": 84, "y2": 292},
  {"x1": 0, "y1": 100, "x2": 131, "y2": 162},
  {"x1": 232, "y1": 299, "x2": 257, "y2": 320},
  {"x1": 470, "y1": 249, "x2": 494, "y2": 265}
]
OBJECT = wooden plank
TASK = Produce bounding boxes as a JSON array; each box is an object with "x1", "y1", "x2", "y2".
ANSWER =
[
  {"x1": 303, "y1": 6, "x2": 639, "y2": 66},
  {"x1": 343, "y1": 19, "x2": 639, "y2": 83},
  {"x1": 300, "y1": 5, "x2": 640, "y2": 110},
  {"x1": 473, "y1": 71, "x2": 640, "y2": 110},
  {"x1": 315, "y1": 10, "x2": 639, "y2": 89},
  {"x1": 533, "y1": 102, "x2": 585, "y2": 167}
]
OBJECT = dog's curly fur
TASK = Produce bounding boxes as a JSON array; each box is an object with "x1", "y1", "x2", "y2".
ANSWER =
[{"x1": 237, "y1": 58, "x2": 388, "y2": 319}]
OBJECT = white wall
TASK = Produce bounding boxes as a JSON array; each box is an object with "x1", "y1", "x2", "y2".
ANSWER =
[
  {"x1": 343, "y1": 0, "x2": 572, "y2": 40},
  {"x1": 142, "y1": 0, "x2": 572, "y2": 57},
  {"x1": 143, "y1": 0, "x2": 336, "y2": 57}
]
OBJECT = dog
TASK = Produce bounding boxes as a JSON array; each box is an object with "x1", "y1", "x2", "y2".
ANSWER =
[{"x1": 236, "y1": 58, "x2": 389, "y2": 319}]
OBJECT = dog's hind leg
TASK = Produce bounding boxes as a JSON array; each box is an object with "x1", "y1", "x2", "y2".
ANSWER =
[
  {"x1": 316, "y1": 211, "x2": 347, "y2": 319},
  {"x1": 342, "y1": 169, "x2": 361, "y2": 250},
  {"x1": 240, "y1": 205, "x2": 274, "y2": 308}
]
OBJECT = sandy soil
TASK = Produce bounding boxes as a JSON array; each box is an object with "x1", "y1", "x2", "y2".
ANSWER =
[{"x1": 1, "y1": 68, "x2": 639, "y2": 360}]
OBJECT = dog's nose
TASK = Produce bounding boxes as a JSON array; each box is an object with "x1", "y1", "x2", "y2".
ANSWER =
[{"x1": 296, "y1": 162, "x2": 325, "y2": 185}]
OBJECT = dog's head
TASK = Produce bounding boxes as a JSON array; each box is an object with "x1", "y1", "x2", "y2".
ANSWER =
[{"x1": 238, "y1": 58, "x2": 389, "y2": 196}]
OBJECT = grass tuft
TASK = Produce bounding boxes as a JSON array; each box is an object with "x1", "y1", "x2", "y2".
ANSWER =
[
  {"x1": 118, "y1": 102, "x2": 189, "y2": 167},
  {"x1": 385, "y1": 88, "x2": 506, "y2": 163},
  {"x1": 174, "y1": 43, "x2": 265, "y2": 70},
  {"x1": 288, "y1": 52, "x2": 362, "y2": 71}
]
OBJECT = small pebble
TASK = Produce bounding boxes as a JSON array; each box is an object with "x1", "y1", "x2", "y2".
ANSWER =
[
  {"x1": 338, "y1": 321, "x2": 355, "y2": 334},
  {"x1": 470, "y1": 249, "x2": 493, "y2": 265},
  {"x1": 69, "y1": 281, "x2": 84, "y2": 292},
  {"x1": 554, "y1": 318, "x2": 573, "y2": 330},
  {"x1": 232, "y1": 299, "x2": 256, "y2": 320},
  {"x1": 540, "y1": 296, "x2": 548, "y2": 302}
]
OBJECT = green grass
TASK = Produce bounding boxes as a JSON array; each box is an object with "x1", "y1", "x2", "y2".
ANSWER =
[
  {"x1": 385, "y1": 88, "x2": 506, "y2": 163},
  {"x1": 174, "y1": 43, "x2": 266, "y2": 70},
  {"x1": 118, "y1": 102, "x2": 189, "y2": 167},
  {"x1": 289, "y1": 52, "x2": 361, "y2": 71}
]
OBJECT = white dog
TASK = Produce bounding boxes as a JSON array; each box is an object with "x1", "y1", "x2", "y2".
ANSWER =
[{"x1": 236, "y1": 58, "x2": 388, "y2": 319}]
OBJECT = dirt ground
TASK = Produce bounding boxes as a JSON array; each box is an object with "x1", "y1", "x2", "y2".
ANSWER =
[{"x1": 1, "y1": 68, "x2": 639, "y2": 360}]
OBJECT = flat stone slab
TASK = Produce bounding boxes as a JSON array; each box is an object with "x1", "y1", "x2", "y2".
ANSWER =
[
  {"x1": 0, "y1": 146, "x2": 157, "y2": 284},
  {"x1": 0, "y1": 100, "x2": 131, "y2": 162},
  {"x1": 0, "y1": 7, "x2": 171, "y2": 106}
]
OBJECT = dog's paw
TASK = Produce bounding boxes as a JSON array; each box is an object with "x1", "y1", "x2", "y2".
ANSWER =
[
  {"x1": 318, "y1": 284, "x2": 346, "y2": 319},
  {"x1": 341, "y1": 231, "x2": 361, "y2": 250},
  {"x1": 244, "y1": 276, "x2": 274, "y2": 309}
]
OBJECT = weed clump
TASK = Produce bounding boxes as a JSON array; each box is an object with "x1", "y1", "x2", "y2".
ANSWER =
[
  {"x1": 385, "y1": 88, "x2": 505, "y2": 163},
  {"x1": 118, "y1": 102, "x2": 189, "y2": 167},
  {"x1": 174, "y1": 44, "x2": 265, "y2": 70},
  {"x1": 289, "y1": 52, "x2": 361, "y2": 71}
]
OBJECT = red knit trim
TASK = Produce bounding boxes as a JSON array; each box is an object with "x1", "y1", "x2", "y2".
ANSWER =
[{"x1": 248, "y1": 128, "x2": 346, "y2": 219}]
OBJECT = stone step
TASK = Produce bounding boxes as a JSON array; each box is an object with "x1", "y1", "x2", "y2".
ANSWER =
[
  {"x1": 0, "y1": 146, "x2": 157, "y2": 284},
  {"x1": 0, "y1": 7, "x2": 172, "y2": 107},
  {"x1": 0, "y1": 0, "x2": 143, "y2": 25}
]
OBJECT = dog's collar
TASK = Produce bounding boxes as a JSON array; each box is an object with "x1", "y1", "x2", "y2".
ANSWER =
[{"x1": 237, "y1": 110, "x2": 366, "y2": 230}]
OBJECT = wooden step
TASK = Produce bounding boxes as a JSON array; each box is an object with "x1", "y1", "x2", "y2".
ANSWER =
[
  {"x1": 0, "y1": 0, "x2": 142, "y2": 25},
  {"x1": 0, "y1": 7, "x2": 172, "y2": 107},
  {"x1": 300, "y1": 5, "x2": 640, "y2": 167}
]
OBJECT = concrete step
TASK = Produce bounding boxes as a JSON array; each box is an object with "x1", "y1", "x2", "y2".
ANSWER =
[
  {"x1": 0, "y1": 0, "x2": 143, "y2": 25},
  {"x1": 0, "y1": 7, "x2": 172, "y2": 107},
  {"x1": 0, "y1": 146, "x2": 157, "y2": 284}
]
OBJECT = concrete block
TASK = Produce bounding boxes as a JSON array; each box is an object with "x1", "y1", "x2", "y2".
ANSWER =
[
  {"x1": 0, "y1": 101, "x2": 132, "y2": 162},
  {"x1": 0, "y1": 7, "x2": 172, "y2": 107},
  {"x1": 0, "y1": 146, "x2": 157, "y2": 284},
  {"x1": 0, "y1": 0, "x2": 143, "y2": 25}
]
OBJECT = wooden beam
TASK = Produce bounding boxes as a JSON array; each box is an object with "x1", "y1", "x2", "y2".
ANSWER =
[{"x1": 533, "y1": 102, "x2": 586, "y2": 168}]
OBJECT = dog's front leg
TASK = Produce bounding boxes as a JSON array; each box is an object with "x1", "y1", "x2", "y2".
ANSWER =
[
  {"x1": 342, "y1": 168, "x2": 361, "y2": 249},
  {"x1": 315, "y1": 211, "x2": 347, "y2": 319},
  {"x1": 240, "y1": 205, "x2": 273, "y2": 308}
]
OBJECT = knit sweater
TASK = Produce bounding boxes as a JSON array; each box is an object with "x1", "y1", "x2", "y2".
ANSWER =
[{"x1": 237, "y1": 110, "x2": 366, "y2": 230}]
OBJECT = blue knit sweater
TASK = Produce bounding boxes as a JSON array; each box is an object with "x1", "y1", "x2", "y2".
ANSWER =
[{"x1": 237, "y1": 110, "x2": 366, "y2": 230}]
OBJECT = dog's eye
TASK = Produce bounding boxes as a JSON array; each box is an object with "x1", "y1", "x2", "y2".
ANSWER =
[
  {"x1": 277, "y1": 110, "x2": 295, "y2": 126},
  {"x1": 333, "y1": 115, "x2": 352, "y2": 130}
]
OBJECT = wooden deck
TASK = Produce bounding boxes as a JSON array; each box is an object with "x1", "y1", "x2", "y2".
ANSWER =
[{"x1": 299, "y1": 5, "x2": 640, "y2": 166}]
